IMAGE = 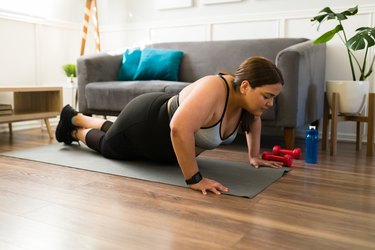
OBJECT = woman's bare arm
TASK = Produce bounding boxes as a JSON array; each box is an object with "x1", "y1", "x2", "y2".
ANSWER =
[
  {"x1": 246, "y1": 116, "x2": 283, "y2": 168},
  {"x1": 170, "y1": 76, "x2": 229, "y2": 194}
]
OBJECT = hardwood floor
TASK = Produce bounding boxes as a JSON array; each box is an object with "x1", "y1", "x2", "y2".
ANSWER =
[{"x1": 0, "y1": 128, "x2": 374, "y2": 250}]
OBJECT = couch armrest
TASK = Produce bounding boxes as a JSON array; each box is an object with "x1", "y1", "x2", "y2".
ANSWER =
[
  {"x1": 275, "y1": 41, "x2": 326, "y2": 128},
  {"x1": 77, "y1": 52, "x2": 122, "y2": 114}
]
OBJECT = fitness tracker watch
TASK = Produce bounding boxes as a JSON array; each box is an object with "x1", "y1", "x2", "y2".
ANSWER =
[{"x1": 185, "y1": 171, "x2": 203, "y2": 185}]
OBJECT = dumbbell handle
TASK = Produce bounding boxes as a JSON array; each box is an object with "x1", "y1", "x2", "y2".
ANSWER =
[
  {"x1": 262, "y1": 151, "x2": 293, "y2": 167},
  {"x1": 272, "y1": 145, "x2": 301, "y2": 159}
]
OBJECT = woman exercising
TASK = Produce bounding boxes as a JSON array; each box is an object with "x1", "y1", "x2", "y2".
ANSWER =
[{"x1": 55, "y1": 56, "x2": 284, "y2": 195}]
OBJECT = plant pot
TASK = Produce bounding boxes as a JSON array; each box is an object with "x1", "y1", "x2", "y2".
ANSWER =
[
  {"x1": 67, "y1": 77, "x2": 77, "y2": 87},
  {"x1": 326, "y1": 80, "x2": 369, "y2": 114}
]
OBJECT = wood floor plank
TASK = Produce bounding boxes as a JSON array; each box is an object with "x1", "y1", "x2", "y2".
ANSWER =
[
  {"x1": 0, "y1": 211, "x2": 126, "y2": 250},
  {"x1": 22, "y1": 203, "x2": 244, "y2": 249},
  {"x1": 0, "y1": 189, "x2": 50, "y2": 216},
  {"x1": 0, "y1": 128, "x2": 375, "y2": 249},
  {"x1": 0, "y1": 241, "x2": 25, "y2": 250}
]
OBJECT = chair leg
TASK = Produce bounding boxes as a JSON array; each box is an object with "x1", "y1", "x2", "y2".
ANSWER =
[
  {"x1": 356, "y1": 121, "x2": 362, "y2": 151},
  {"x1": 330, "y1": 93, "x2": 339, "y2": 156},
  {"x1": 367, "y1": 93, "x2": 374, "y2": 157},
  {"x1": 322, "y1": 93, "x2": 329, "y2": 151},
  {"x1": 8, "y1": 123, "x2": 13, "y2": 135}
]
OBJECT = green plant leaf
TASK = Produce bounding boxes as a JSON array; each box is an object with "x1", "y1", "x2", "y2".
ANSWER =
[
  {"x1": 311, "y1": 5, "x2": 372, "y2": 80},
  {"x1": 310, "y1": 13, "x2": 328, "y2": 23},
  {"x1": 347, "y1": 27, "x2": 375, "y2": 51},
  {"x1": 341, "y1": 6, "x2": 358, "y2": 16},
  {"x1": 62, "y1": 64, "x2": 77, "y2": 77},
  {"x1": 327, "y1": 13, "x2": 336, "y2": 20},
  {"x1": 320, "y1": 7, "x2": 334, "y2": 14},
  {"x1": 311, "y1": 7, "x2": 335, "y2": 23},
  {"x1": 312, "y1": 6, "x2": 357, "y2": 22},
  {"x1": 335, "y1": 13, "x2": 348, "y2": 21},
  {"x1": 313, "y1": 25, "x2": 343, "y2": 44},
  {"x1": 347, "y1": 38, "x2": 366, "y2": 50}
]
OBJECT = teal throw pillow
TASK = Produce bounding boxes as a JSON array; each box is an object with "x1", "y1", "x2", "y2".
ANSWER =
[
  {"x1": 134, "y1": 48, "x2": 184, "y2": 81},
  {"x1": 117, "y1": 49, "x2": 142, "y2": 81}
]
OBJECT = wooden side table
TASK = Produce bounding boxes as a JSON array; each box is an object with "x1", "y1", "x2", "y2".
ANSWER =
[
  {"x1": 0, "y1": 86, "x2": 62, "y2": 139},
  {"x1": 322, "y1": 92, "x2": 374, "y2": 156}
]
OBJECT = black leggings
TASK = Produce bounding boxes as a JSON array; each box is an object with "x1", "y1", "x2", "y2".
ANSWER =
[{"x1": 85, "y1": 92, "x2": 176, "y2": 163}]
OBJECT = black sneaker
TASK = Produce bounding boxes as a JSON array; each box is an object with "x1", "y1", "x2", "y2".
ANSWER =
[{"x1": 55, "y1": 104, "x2": 78, "y2": 145}]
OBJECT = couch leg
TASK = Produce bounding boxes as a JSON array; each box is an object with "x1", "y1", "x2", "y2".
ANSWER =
[{"x1": 284, "y1": 127, "x2": 295, "y2": 149}]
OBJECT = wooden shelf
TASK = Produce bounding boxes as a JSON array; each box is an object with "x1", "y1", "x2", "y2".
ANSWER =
[
  {"x1": 0, "y1": 112, "x2": 60, "y2": 123},
  {"x1": 0, "y1": 86, "x2": 63, "y2": 138}
]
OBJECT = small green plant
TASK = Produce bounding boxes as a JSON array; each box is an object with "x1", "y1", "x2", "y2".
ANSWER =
[
  {"x1": 62, "y1": 64, "x2": 76, "y2": 78},
  {"x1": 311, "y1": 5, "x2": 375, "y2": 81}
]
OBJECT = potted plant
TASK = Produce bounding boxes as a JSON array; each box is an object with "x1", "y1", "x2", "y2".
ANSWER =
[
  {"x1": 311, "y1": 5, "x2": 375, "y2": 114},
  {"x1": 62, "y1": 64, "x2": 77, "y2": 86}
]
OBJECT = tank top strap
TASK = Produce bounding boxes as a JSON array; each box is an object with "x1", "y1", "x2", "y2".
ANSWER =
[{"x1": 217, "y1": 73, "x2": 231, "y2": 121}]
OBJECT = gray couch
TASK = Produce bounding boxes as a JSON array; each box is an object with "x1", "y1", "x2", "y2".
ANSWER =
[{"x1": 77, "y1": 38, "x2": 326, "y2": 148}]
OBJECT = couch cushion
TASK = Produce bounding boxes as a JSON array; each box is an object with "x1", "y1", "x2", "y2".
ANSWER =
[
  {"x1": 164, "y1": 82, "x2": 190, "y2": 94},
  {"x1": 134, "y1": 48, "x2": 184, "y2": 81},
  {"x1": 147, "y1": 38, "x2": 308, "y2": 82},
  {"x1": 117, "y1": 49, "x2": 141, "y2": 81},
  {"x1": 85, "y1": 79, "x2": 275, "y2": 119},
  {"x1": 85, "y1": 81, "x2": 189, "y2": 112}
]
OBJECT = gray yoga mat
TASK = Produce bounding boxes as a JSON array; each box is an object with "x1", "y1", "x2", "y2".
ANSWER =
[{"x1": 0, "y1": 144, "x2": 290, "y2": 198}]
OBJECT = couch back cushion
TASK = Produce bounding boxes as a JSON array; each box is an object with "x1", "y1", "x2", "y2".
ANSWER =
[
  {"x1": 117, "y1": 49, "x2": 142, "y2": 81},
  {"x1": 147, "y1": 38, "x2": 308, "y2": 82},
  {"x1": 133, "y1": 48, "x2": 184, "y2": 81}
]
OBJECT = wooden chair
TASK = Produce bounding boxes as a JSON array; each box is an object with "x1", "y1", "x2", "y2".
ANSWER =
[{"x1": 322, "y1": 92, "x2": 374, "y2": 156}]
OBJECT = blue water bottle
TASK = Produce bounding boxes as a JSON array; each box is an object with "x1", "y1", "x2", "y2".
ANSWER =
[{"x1": 305, "y1": 126, "x2": 318, "y2": 164}]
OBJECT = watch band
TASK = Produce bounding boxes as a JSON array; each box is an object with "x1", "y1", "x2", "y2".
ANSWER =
[{"x1": 185, "y1": 171, "x2": 203, "y2": 185}]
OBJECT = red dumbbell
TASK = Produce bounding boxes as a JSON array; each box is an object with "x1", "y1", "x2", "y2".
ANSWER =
[
  {"x1": 262, "y1": 151, "x2": 293, "y2": 167},
  {"x1": 272, "y1": 145, "x2": 301, "y2": 159}
]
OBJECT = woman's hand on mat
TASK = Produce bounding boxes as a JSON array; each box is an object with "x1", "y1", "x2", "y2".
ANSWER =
[
  {"x1": 190, "y1": 178, "x2": 228, "y2": 195},
  {"x1": 249, "y1": 157, "x2": 283, "y2": 169}
]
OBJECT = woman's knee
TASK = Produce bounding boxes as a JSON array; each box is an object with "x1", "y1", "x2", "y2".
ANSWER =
[
  {"x1": 85, "y1": 129, "x2": 105, "y2": 153},
  {"x1": 100, "y1": 120, "x2": 113, "y2": 132}
]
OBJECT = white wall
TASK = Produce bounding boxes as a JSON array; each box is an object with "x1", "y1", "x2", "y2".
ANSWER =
[
  {"x1": 0, "y1": 0, "x2": 128, "y2": 86},
  {"x1": 124, "y1": 0, "x2": 373, "y2": 24},
  {"x1": 0, "y1": 0, "x2": 84, "y2": 23},
  {"x1": 98, "y1": 0, "x2": 375, "y2": 141},
  {"x1": 0, "y1": 0, "x2": 85, "y2": 131},
  {"x1": 0, "y1": 0, "x2": 374, "y2": 142},
  {"x1": 100, "y1": 0, "x2": 375, "y2": 89}
]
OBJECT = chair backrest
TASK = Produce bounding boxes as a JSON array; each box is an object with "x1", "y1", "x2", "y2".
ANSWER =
[{"x1": 147, "y1": 38, "x2": 308, "y2": 82}]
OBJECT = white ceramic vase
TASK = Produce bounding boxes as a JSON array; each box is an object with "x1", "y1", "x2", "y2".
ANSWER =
[
  {"x1": 326, "y1": 80, "x2": 369, "y2": 114},
  {"x1": 67, "y1": 77, "x2": 77, "y2": 88}
]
